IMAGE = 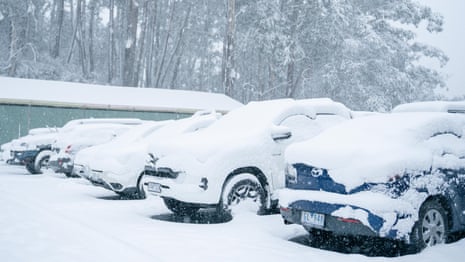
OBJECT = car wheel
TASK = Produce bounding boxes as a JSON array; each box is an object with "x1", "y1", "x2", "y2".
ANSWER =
[
  {"x1": 163, "y1": 198, "x2": 199, "y2": 215},
  {"x1": 33, "y1": 150, "x2": 52, "y2": 174},
  {"x1": 64, "y1": 171, "x2": 76, "y2": 177},
  {"x1": 219, "y1": 173, "x2": 266, "y2": 215},
  {"x1": 410, "y1": 200, "x2": 449, "y2": 252},
  {"x1": 25, "y1": 162, "x2": 40, "y2": 174},
  {"x1": 133, "y1": 173, "x2": 146, "y2": 199}
]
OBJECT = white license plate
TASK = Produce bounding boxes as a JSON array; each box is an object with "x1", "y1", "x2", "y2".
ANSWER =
[
  {"x1": 147, "y1": 182, "x2": 162, "y2": 193},
  {"x1": 301, "y1": 211, "x2": 325, "y2": 227}
]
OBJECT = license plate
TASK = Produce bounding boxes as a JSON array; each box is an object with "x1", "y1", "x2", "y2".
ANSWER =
[
  {"x1": 147, "y1": 182, "x2": 162, "y2": 193},
  {"x1": 301, "y1": 211, "x2": 325, "y2": 227}
]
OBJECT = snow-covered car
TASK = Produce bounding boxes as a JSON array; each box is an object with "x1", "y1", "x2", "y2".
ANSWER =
[
  {"x1": 7, "y1": 127, "x2": 60, "y2": 172},
  {"x1": 279, "y1": 112, "x2": 465, "y2": 252},
  {"x1": 392, "y1": 100, "x2": 465, "y2": 113},
  {"x1": 142, "y1": 98, "x2": 352, "y2": 215},
  {"x1": 74, "y1": 111, "x2": 221, "y2": 199},
  {"x1": 0, "y1": 142, "x2": 11, "y2": 162},
  {"x1": 48, "y1": 119, "x2": 144, "y2": 177}
]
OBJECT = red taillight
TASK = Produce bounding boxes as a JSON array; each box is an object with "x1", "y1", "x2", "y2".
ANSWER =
[
  {"x1": 280, "y1": 206, "x2": 290, "y2": 212},
  {"x1": 336, "y1": 217, "x2": 361, "y2": 224},
  {"x1": 388, "y1": 174, "x2": 401, "y2": 182},
  {"x1": 64, "y1": 145, "x2": 72, "y2": 154}
]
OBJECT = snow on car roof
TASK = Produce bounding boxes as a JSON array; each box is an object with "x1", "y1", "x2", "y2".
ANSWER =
[
  {"x1": 62, "y1": 118, "x2": 144, "y2": 129},
  {"x1": 28, "y1": 127, "x2": 60, "y2": 135},
  {"x1": 54, "y1": 122, "x2": 139, "y2": 148},
  {"x1": 0, "y1": 76, "x2": 243, "y2": 113},
  {"x1": 220, "y1": 98, "x2": 351, "y2": 133},
  {"x1": 285, "y1": 112, "x2": 465, "y2": 190},
  {"x1": 392, "y1": 100, "x2": 465, "y2": 114},
  {"x1": 295, "y1": 98, "x2": 352, "y2": 119}
]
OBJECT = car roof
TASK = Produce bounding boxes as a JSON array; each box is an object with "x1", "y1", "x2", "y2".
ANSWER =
[{"x1": 392, "y1": 101, "x2": 465, "y2": 114}]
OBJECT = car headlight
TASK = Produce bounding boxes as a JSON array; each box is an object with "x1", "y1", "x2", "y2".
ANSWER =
[{"x1": 285, "y1": 163, "x2": 297, "y2": 184}]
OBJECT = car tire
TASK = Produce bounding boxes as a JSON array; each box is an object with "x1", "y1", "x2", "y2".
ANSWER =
[
  {"x1": 64, "y1": 171, "x2": 77, "y2": 178},
  {"x1": 133, "y1": 173, "x2": 146, "y2": 199},
  {"x1": 218, "y1": 173, "x2": 266, "y2": 215},
  {"x1": 409, "y1": 199, "x2": 449, "y2": 252},
  {"x1": 163, "y1": 198, "x2": 200, "y2": 216},
  {"x1": 25, "y1": 162, "x2": 39, "y2": 174},
  {"x1": 35, "y1": 150, "x2": 52, "y2": 174}
]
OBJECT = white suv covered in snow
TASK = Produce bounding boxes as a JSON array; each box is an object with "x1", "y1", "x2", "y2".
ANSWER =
[
  {"x1": 74, "y1": 111, "x2": 221, "y2": 199},
  {"x1": 142, "y1": 98, "x2": 352, "y2": 215},
  {"x1": 49, "y1": 119, "x2": 144, "y2": 177}
]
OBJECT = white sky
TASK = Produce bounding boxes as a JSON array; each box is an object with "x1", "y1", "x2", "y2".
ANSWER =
[{"x1": 417, "y1": 0, "x2": 465, "y2": 98}]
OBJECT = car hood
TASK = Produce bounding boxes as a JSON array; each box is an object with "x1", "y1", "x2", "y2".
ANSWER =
[
  {"x1": 152, "y1": 126, "x2": 270, "y2": 166},
  {"x1": 75, "y1": 141, "x2": 148, "y2": 175}
]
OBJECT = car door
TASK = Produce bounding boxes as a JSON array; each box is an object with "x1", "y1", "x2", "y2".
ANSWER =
[
  {"x1": 268, "y1": 114, "x2": 321, "y2": 192},
  {"x1": 428, "y1": 132, "x2": 465, "y2": 225}
]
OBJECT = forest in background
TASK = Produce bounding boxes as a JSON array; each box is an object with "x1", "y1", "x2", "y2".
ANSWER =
[{"x1": 0, "y1": 0, "x2": 455, "y2": 111}]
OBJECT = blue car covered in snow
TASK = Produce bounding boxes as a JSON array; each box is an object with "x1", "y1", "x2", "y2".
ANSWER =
[{"x1": 279, "y1": 111, "x2": 465, "y2": 252}]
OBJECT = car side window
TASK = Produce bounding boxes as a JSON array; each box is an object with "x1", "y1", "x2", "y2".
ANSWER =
[
  {"x1": 278, "y1": 114, "x2": 316, "y2": 142},
  {"x1": 427, "y1": 132, "x2": 465, "y2": 158}
]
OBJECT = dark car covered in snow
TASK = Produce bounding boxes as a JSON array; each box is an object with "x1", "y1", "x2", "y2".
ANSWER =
[{"x1": 280, "y1": 112, "x2": 465, "y2": 252}]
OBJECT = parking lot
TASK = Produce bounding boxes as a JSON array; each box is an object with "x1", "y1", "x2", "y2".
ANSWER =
[{"x1": 1, "y1": 163, "x2": 464, "y2": 262}]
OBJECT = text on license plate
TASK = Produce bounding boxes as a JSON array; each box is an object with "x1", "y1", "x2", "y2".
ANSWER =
[
  {"x1": 147, "y1": 182, "x2": 162, "y2": 193},
  {"x1": 301, "y1": 211, "x2": 325, "y2": 227}
]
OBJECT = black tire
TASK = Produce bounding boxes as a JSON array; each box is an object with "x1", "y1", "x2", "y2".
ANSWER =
[
  {"x1": 135, "y1": 174, "x2": 146, "y2": 199},
  {"x1": 28, "y1": 150, "x2": 52, "y2": 175},
  {"x1": 163, "y1": 198, "x2": 200, "y2": 216},
  {"x1": 35, "y1": 155, "x2": 50, "y2": 174},
  {"x1": 409, "y1": 200, "x2": 449, "y2": 252},
  {"x1": 218, "y1": 173, "x2": 266, "y2": 215},
  {"x1": 25, "y1": 162, "x2": 40, "y2": 174},
  {"x1": 64, "y1": 171, "x2": 75, "y2": 177}
]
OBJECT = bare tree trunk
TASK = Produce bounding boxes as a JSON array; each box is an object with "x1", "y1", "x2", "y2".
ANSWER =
[
  {"x1": 8, "y1": 16, "x2": 18, "y2": 76},
  {"x1": 66, "y1": 0, "x2": 80, "y2": 63},
  {"x1": 145, "y1": 0, "x2": 160, "y2": 87},
  {"x1": 170, "y1": 51, "x2": 182, "y2": 89},
  {"x1": 154, "y1": 1, "x2": 176, "y2": 88},
  {"x1": 51, "y1": 0, "x2": 64, "y2": 58},
  {"x1": 122, "y1": 0, "x2": 138, "y2": 86},
  {"x1": 70, "y1": 0, "x2": 74, "y2": 25},
  {"x1": 88, "y1": 0, "x2": 96, "y2": 74},
  {"x1": 222, "y1": 0, "x2": 236, "y2": 96},
  {"x1": 134, "y1": 0, "x2": 149, "y2": 87},
  {"x1": 108, "y1": 0, "x2": 115, "y2": 83},
  {"x1": 159, "y1": 5, "x2": 191, "y2": 88},
  {"x1": 285, "y1": 1, "x2": 301, "y2": 98},
  {"x1": 76, "y1": 0, "x2": 88, "y2": 76}
]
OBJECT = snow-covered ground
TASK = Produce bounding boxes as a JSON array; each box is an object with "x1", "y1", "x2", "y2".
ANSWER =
[{"x1": 0, "y1": 162, "x2": 464, "y2": 262}]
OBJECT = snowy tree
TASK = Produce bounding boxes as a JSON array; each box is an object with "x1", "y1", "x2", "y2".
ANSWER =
[{"x1": 0, "y1": 0, "x2": 449, "y2": 111}]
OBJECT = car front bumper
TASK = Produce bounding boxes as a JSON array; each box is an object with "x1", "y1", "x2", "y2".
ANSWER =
[
  {"x1": 142, "y1": 165, "x2": 218, "y2": 206},
  {"x1": 75, "y1": 164, "x2": 138, "y2": 195}
]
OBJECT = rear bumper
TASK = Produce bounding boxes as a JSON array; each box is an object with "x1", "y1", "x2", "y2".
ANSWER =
[
  {"x1": 281, "y1": 201, "x2": 387, "y2": 238},
  {"x1": 279, "y1": 189, "x2": 416, "y2": 242},
  {"x1": 49, "y1": 157, "x2": 73, "y2": 174}
]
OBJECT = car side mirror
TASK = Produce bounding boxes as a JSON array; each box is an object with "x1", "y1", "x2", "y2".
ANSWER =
[{"x1": 270, "y1": 126, "x2": 292, "y2": 141}]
